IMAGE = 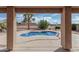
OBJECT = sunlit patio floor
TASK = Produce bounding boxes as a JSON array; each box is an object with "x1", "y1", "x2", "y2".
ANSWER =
[{"x1": 14, "y1": 39, "x2": 61, "y2": 52}]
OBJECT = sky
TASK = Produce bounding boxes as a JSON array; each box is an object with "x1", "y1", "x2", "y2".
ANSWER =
[{"x1": 0, "y1": 13, "x2": 79, "y2": 24}]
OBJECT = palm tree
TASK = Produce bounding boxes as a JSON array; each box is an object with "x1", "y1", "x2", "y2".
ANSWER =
[{"x1": 23, "y1": 13, "x2": 33, "y2": 29}]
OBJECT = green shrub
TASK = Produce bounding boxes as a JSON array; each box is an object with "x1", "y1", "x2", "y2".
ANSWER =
[
  {"x1": 38, "y1": 20, "x2": 49, "y2": 30},
  {"x1": 0, "y1": 23, "x2": 7, "y2": 29},
  {"x1": 55, "y1": 26, "x2": 60, "y2": 29},
  {"x1": 72, "y1": 24, "x2": 76, "y2": 30}
]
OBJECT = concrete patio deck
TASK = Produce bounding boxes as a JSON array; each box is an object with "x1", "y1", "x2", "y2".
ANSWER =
[{"x1": 0, "y1": 31, "x2": 79, "y2": 52}]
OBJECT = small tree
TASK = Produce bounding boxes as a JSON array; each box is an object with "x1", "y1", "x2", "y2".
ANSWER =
[
  {"x1": 38, "y1": 20, "x2": 49, "y2": 30},
  {"x1": 23, "y1": 13, "x2": 33, "y2": 29}
]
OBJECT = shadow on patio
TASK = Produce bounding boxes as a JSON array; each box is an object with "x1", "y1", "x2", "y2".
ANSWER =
[{"x1": 54, "y1": 47, "x2": 71, "y2": 52}]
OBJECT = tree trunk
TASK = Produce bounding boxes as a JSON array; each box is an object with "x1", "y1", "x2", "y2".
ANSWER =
[{"x1": 28, "y1": 18, "x2": 30, "y2": 30}]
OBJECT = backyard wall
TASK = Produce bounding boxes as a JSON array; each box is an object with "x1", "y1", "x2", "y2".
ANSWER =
[{"x1": 17, "y1": 23, "x2": 55, "y2": 30}]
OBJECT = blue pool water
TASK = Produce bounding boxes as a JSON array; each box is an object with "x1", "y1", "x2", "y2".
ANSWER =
[{"x1": 19, "y1": 31, "x2": 58, "y2": 37}]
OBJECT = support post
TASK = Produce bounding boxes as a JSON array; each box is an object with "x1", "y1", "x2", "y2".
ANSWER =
[
  {"x1": 7, "y1": 6, "x2": 16, "y2": 50},
  {"x1": 61, "y1": 6, "x2": 72, "y2": 50}
]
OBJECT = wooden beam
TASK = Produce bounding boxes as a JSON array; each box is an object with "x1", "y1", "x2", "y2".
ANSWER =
[
  {"x1": 15, "y1": 8, "x2": 62, "y2": 13},
  {"x1": 0, "y1": 6, "x2": 79, "y2": 13},
  {"x1": 0, "y1": 8, "x2": 7, "y2": 13},
  {"x1": 72, "y1": 8, "x2": 79, "y2": 13},
  {"x1": 61, "y1": 6, "x2": 72, "y2": 50},
  {"x1": 15, "y1": 6, "x2": 79, "y2": 13},
  {"x1": 7, "y1": 6, "x2": 16, "y2": 50}
]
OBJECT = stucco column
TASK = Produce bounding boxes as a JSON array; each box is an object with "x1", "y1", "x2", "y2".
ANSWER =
[
  {"x1": 7, "y1": 6, "x2": 16, "y2": 50},
  {"x1": 61, "y1": 6, "x2": 72, "y2": 50}
]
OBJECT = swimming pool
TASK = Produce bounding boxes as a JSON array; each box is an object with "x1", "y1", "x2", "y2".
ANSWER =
[{"x1": 19, "y1": 31, "x2": 58, "y2": 37}]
